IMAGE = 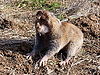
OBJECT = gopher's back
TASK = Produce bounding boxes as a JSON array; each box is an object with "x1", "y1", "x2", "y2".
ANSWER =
[
  {"x1": 61, "y1": 22, "x2": 83, "y2": 38},
  {"x1": 60, "y1": 22, "x2": 83, "y2": 45}
]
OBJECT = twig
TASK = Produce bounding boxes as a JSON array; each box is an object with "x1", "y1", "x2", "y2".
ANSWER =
[
  {"x1": 71, "y1": 58, "x2": 88, "y2": 67},
  {"x1": 96, "y1": 55, "x2": 100, "y2": 58}
]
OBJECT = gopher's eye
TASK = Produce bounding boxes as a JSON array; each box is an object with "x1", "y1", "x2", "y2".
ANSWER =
[
  {"x1": 37, "y1": 22, "x2": 40, "y2": 26},
  {"x1": 36, "y1": 16, "x2": 41, "y2": 19},
  {"x1": 36, "y1": 23, "x2": 40, "y2": 27}
]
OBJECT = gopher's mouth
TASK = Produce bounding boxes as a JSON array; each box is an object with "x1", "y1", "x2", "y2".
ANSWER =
[
  {"x1": 39, "y1": 33, "x2": 42, "y2": 36},
  {"x1": 38, "y1": 32, "x2": 45, "y2": 36}
]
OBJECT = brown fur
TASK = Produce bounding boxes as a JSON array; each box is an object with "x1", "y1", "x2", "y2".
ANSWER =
[{"x1": 27, "y1": 10, "x2": 83, "y2": 66}]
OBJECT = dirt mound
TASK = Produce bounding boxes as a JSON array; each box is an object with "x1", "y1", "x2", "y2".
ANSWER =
[
  {"x1": 0, "y1": 1, "x2": 100, "y2": 74},
  {"x1": 0, "y1": 12, "x2": 100, "y2": 75}
]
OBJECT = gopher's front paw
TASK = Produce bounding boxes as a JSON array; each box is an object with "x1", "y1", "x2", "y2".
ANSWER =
[
  {"x1": 26, "y1": 50, "x2": 36, "y2": 56},
  {"x1": 26, "y1": 52, "x2": 34, "y2": 56},
  {"x1": 26, "y1": 52, "x2": 35, "y2": 59},
  {"x1": 39, "y1": 57, "x2": 48, "y2": 66}
]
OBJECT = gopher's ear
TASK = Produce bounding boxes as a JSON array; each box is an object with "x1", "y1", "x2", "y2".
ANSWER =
[
  {"x1": 36, "y1": 10, "x2": 43, "y2": 15},
  {"x1": 36, "y1": 10, "x2": 43, "y2": 19},
  {"x1": 36, "y1": 10, "x2": 49, "y2": 20}
]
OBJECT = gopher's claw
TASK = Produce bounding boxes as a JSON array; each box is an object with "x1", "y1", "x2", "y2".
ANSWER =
[{"x1": 39, "y1": 57, "x2": 48, "y2": 66}]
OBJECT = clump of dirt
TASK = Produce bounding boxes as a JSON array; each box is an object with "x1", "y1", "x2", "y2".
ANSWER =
[
  {"x1": 0, "y1": 13, "x2": 100, "y2": 75},
  {"x1": 0, "y1": 17, "x2": 12, "y2": 29}
]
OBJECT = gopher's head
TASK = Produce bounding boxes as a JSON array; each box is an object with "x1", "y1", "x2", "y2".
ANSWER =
[{"x1": 35, "y1": 10, "x2": 61, "y2": 35}]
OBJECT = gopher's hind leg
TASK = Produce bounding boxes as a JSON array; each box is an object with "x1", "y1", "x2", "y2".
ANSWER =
[{"x1": 60, "y1": 39, "x2": 83, "y2": 65}]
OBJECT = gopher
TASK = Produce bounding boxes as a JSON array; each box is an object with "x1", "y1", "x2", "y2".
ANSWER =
[{"x1": 27, "y1": 10, "x2": 83, "y2": 66}]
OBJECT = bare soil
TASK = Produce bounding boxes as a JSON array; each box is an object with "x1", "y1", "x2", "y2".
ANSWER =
[{"x1": 0, "y1": 1, "x2": 100, "y2": 75}]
